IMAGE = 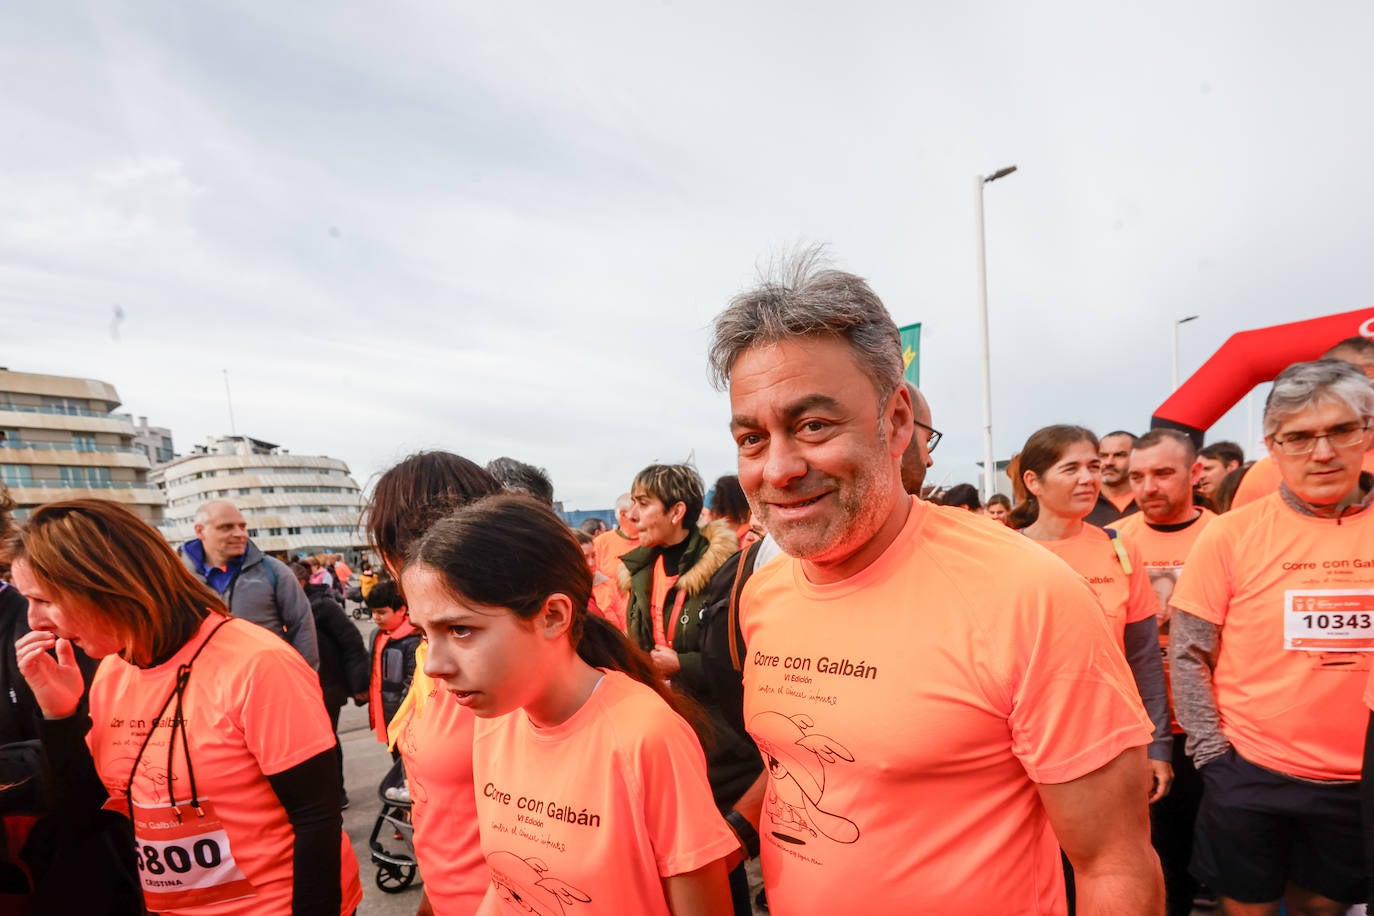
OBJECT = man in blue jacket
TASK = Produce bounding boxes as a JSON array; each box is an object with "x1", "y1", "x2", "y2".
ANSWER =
[{"x1": 179, "y1": 500, "x2": 319, "y2": 668}]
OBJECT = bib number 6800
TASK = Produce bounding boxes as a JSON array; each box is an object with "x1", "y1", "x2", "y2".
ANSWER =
[{"x1": 136, "y1": 838, "x2": 224, "y2": 875}]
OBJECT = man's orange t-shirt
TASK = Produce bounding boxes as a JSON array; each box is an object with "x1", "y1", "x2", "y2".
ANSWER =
[
  {"x1": 1170, "y1": 494, "x2": 1374, "y2": 780},
  {"x1": 396, "y1": 678, "x2": 488, "y2": 913},
  {"x1": 740, "y1": 498, "x2": 1152, "y2": 914},
  {"x1": 88, "y1": 617, "x2": 362, "y2": 916},
  {"x1": 1230, "y1": 451, "x2": 1374, "y2": 509},
  {"x1": 1032, "y1": 524, "x2": 1158, "y2": 646},
  {"x1": 591, "y1": 528, "x2": 639, "y2": 630},
  {"x1": 1116, "y1": 510, "x2": 1216, "y2": 734},
  {"x1": 472, "y1": 670, "x2": 738, "y2": 915}
]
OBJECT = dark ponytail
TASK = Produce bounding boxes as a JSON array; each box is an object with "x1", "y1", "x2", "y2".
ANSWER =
[
  {"x1": 409, "y1": 494, "x2": 709, "y2": 737},
  {"x1": 1006, "y1": 494, "x2": 1039, "y2": 530},
  {"x1": 1008, "y1": 424, "x2": 1100, "y2": 530}
]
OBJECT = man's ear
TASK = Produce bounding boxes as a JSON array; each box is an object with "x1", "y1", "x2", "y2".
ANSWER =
[
  {"x1": 1188, "y1": 460, "x2": 1204, "y2": 487},
  {"x1": 886, "y1": 385, "x2": 914, "y2": 457},
  {"x1": 538, "y1": 593, "x2": 577, "y2": 641}
]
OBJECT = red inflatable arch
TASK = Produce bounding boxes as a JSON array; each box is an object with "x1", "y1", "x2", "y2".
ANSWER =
[{"x1": 1151, "y1": 307, "x2": 1374, "y2": 443}]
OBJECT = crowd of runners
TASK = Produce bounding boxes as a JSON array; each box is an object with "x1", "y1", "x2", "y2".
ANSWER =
[{"x1": 0, "y1": 253, "x2": 1373, "y2": 915}]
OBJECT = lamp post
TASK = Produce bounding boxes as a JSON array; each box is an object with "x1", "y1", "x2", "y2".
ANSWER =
[
  {"x1": 1171, "y1": 315, "x2": 1198, "y2": 390},
  {"x1": 975, "y1": 164, "x2": 1017, "y2": 501}
]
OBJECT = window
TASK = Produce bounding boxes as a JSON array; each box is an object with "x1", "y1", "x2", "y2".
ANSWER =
[
  {"x1": 287, "y1": 526, "x2": 301, "y2": 535},
  {"x1": 72, "y1": 434, "x2": 97, "y2": 452},
  {"x1": 58, "y1": 466, "x2": 111, "y2": 486},
  {"x1": 0, "y1": 466, "x2": 32, "y2": 485}
]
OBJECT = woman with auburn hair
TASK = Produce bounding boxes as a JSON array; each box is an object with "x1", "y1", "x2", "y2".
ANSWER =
[
  {"x1": 364, "y1": 450, "x2": 504, "y2": 916},
  {"x1": 9, "y1": 499, "x2": 361, "y2": 916}
]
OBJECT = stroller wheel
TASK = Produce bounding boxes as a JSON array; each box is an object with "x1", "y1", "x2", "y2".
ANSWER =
[{"x1": 375, "y1": 862, "x2": 417, "y2": 893}]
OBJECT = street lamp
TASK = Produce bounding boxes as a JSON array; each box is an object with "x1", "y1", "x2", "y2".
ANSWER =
[
  {"x1": 975, "y1": 164, "x2": 1017, "y2": 501},
  {"x1": 1171, "y1": 315, "x2": 1199, "y2": 390}
]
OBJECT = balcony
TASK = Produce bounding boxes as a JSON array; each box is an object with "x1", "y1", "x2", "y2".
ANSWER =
[
  {"x1": 13, "y1": 480, "x2": 158, "y2": 490},
  {"x1": 0, "y1": 440, "x2": 142, "y2": 454},
  {"x1": 0, "y1": 404, "x2": 109, "y2": 419}
]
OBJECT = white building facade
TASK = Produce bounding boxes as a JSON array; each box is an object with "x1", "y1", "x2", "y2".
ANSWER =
[{"x1": 155, "y1": 435, "x2": 367, "y2": 560}]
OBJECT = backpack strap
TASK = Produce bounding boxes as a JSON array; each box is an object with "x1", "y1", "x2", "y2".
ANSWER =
[
  {"x1": 1103, "y1": 527, "x2": 1133, "y2": 576},
  {"x1": 727, "y1": 539, "x2": 765, "y2": 673}
]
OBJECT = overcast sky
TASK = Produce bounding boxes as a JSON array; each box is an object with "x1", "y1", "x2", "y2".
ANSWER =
[{"x1": 6, "y1": 2, "x2": 1374, "y2": 510}]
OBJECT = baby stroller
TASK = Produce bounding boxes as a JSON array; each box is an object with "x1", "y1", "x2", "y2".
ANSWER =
[{"x1": 367, "y1": 759, "x2": 418, "y2": 893}]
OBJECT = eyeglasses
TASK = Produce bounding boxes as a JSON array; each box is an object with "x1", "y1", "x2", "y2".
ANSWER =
[
  {"x1": 914, "y1": 418, "x2": 942, "y2": 453},
  {"x1": 1269, "y1": 421, "x2": 1371, "y2": 456}
]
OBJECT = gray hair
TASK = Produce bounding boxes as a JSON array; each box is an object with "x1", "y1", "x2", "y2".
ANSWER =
[
  {"x1": 193, "y1": 499, "x2": 237, "y2": 526},
  {"x1": 1263, "y1": 359, "x2": 1374, "y2": 438},
  {"x1": 707, "y1": 247, "x2": 904, "y2": 401},
  {"x1": 485, "y1": 457, "x2": 554, "y2": 504}
]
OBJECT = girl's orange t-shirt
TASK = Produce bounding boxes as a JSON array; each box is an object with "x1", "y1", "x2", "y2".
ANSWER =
[{"x1": 471, "y1": 670, "x2": 738, "y2": 915}]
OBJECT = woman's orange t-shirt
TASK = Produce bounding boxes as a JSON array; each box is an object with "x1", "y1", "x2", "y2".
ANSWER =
[
  {"x1": 88, "y1": 617, "x2": 362, "y2": 916},
  {"x1": 1032, "y1": 524, "x2": 1158, "y2": 646}
]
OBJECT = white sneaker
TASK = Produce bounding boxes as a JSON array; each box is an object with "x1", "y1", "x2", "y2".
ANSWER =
[{"x1": 384, "y1": 785, "x2": 412, "y2": 804}]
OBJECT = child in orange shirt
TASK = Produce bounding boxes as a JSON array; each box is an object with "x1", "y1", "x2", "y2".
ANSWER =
[{"x1": 401, "y1": 494, "x2": 738, "y2": 916}]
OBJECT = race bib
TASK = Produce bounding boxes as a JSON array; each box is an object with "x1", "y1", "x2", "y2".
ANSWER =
[
  {"x1": 1284, "y1": 590, "x2": 1374, "y2": 651},
  {"x1": 106, "y1": 797, "x2": 256, "y2": 910}
]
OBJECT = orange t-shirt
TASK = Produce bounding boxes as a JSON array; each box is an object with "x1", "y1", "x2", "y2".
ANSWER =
[
  {"x1": 1170, "y1": 494, "x2": 1374, "y2": 780},
  {"x1": 1231, "y1": 451, "x2": 1374, "y2": 509},
  {"x1": 1032, "y1": 524, "x2": 1158, "y2": 646},
  {"x1": 395, "y1": 681, "x2": 488, "y2": 913},
  {"x1": 740, "y1": 498, "x2": 1152, "y2": 914},
  {"x1": 1116, "y1": 510, "x2": 1216, "y2": 734},
  {"x1": 592, "y1": 529, "x2": 639, "y2": 631},
  {"x1": 88, "y1": 617, "x2": 362, "y2": 916},
  {"x1": 472, "y1": 670, "x2": 738, "y2": 915}
]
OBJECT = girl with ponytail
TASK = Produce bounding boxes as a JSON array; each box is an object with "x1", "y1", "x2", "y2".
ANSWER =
[{"x1": 401, "y1": 494, "x2": 737, "y2": 916}]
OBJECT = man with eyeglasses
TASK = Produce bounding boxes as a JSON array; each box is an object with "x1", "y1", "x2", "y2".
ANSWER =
[
  {"x1": 1231, "y1": 336, "x2": 1374, "y2": 510},
  {"x1": 900, "y1": 380, "x2": 940, "y2": 495},
  {"x1": 1170, "y1": 359, "x2": 1373, "y2": 916}
]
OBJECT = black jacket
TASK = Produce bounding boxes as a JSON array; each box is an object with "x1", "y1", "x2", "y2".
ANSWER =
[{"x1": 303, "y1": 584, "x2": 369, "y2": 704}]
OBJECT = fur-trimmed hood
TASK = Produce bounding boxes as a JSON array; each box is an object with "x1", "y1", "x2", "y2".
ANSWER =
[{"x1": 616, "y1": 520, "x2": 739, "y2": 597}]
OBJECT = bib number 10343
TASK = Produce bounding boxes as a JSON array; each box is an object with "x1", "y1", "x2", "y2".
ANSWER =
[{"x1": 1284, "y1": 590, "x2": 1374, "y2": 651}]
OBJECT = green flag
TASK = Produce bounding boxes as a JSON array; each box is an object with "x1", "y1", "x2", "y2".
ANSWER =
[{"x1": 899, "y1": 323, "x2": 921, "y2": 385}]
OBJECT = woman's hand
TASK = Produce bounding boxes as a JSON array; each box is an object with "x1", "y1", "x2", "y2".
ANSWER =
[{"x1": 15, "y1": 631, "x2": 85, "y2": 720}]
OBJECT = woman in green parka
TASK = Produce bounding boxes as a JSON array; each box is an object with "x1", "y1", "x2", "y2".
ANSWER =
[{"x1": 616, "y1": 464, "x2": 763, "y2": 915}]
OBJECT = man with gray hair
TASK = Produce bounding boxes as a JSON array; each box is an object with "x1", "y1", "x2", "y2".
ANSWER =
[
  {"x1": 485, "y1": 456, "x2": 554, "y2": 504},
  {"x1": 591, "y1": 492, "x2": 639, "y2": 630},
  {"x1": 1171, "y1": 359, "x2": 1373, "y2": 914},
  {"x1": 178, "y1": 500, "x2": 318, "y2": 667},
  {"x1": 709, "y1": 251, "x2": 1161, "y2": 914}
]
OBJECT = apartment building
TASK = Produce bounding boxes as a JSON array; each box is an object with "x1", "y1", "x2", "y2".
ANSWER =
[
  {"x1": 154, "y1": 434, "x2": 366, "y2": 559},
  {"x1": 0, "y1": 368, "x2": 162, "y2": 522}
]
